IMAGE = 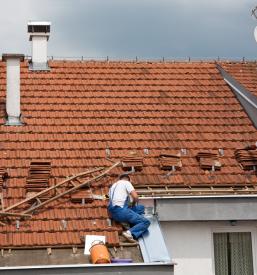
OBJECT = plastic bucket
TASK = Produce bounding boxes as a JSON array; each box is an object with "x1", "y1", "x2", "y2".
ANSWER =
[{"x1": 89, "y1": 241, "x2": 111, "y2": 264}]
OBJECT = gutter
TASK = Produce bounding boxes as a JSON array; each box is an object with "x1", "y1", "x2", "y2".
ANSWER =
[{"x1": 0, "y1": 262, "x2": 175, "y2": 275}]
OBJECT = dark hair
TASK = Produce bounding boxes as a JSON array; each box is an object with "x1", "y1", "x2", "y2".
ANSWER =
[{"x1": 119, "y1": 174, "x2": 130, "y2": 181}]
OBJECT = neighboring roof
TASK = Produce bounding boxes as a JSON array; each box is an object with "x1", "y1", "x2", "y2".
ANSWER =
[
  {"x1": 0, "y1": 60, "x2": 256, "y2": 248},
  {"x1": 217, "y1": 63, "x2": 257, "y2": 129},
  {"x1": 221, "y1": 61, "x2": 257, "y2": 97}
]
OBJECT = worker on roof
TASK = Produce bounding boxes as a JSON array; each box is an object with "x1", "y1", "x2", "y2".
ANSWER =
[{"x1": 108, "y1": 174, "x2": 150, "y2": 243}]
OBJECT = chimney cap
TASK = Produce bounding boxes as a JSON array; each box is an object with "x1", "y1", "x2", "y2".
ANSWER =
[
  {"x1": 28, "y1": 21, "x2": 51, "y2": 33},
  {"x1": 2, "y1": 54, "x2": 24, "y2": 62},
  {"x1": 28, "y1": 21, "x2": 51, "y2": 41},
  {"x1": 28, "y1": 21, "x2": 51, "y2": 26}
]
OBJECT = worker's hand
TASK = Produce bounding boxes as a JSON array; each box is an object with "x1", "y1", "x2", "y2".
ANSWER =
[
  {"x1": 131, "y1": 200, "x2": 138, "y2": 207},
  {"x1": 130, "y1": 190, "x2": 139, "y2": 205}
]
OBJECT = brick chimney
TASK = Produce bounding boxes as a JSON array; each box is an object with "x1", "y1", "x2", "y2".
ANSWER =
[{"x1": 2, "y1": 54, "x2": 24, "y2": 126}]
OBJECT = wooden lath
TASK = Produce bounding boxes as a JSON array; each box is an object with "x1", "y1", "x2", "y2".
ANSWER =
[
  {"x1": 137, "y1": 184, "x2": 257, "y2": 197},
  {"x1": 0, "y1": 162, "x2": 120, "y2": 223}
]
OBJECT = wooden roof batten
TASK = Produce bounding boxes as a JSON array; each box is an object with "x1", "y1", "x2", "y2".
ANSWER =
[{"x1": 137, "y1": 184, "x2": 257, "y2": 197}]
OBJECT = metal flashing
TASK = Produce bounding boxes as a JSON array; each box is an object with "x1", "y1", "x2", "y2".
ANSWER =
[
  {"x1": 217, "y1": 64, "x2": 257, "y2": 128},
  {"x1": 138, "y1": 215, "x2": 171, "y2": 263},
  {"x1": 5, "y1": 116, "x2": 23, "y2": 126},
  {"x1": 29, "y1": 61, "x2": 50, "y2": 71}
]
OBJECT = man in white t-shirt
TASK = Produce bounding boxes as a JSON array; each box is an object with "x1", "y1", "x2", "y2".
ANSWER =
[{"x1": 108, "y1": 174, "x2": 150, "y2": 243}]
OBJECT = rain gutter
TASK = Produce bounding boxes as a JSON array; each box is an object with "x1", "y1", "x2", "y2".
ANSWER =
[{"x1": 0, "y1": 262, "x2": 175, "y2": 275}]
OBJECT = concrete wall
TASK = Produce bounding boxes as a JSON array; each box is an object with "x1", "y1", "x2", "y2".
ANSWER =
[
  {"x1": 157, "y1": 197, "x2": 257, "y2": 221},
  {"x1": 161, "y1": 221, "x2": 257, "y2": 275}
]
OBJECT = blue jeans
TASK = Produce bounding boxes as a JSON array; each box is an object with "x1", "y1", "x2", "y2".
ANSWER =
[{"x1": 108, "y1": 204, "x2": 150, "y2": 239}]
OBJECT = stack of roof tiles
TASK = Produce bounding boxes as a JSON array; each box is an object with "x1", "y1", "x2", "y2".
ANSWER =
[
  {"x1": 0, "y1": 59, "x2": 256, "y2": 248},
  {"x1": 122, "y1": 155, "x2": 144, "y2": 172},
  {"x1": 70, "y1": 189, "x2": 94, "y2": 203},
  {"x1": 159, "y1": 153, "x2": 182, "y2": 170},
  {"x1": 235, "y1": 148, "x2": 257, "y2": 171},
  {"x1": 26, "y1": 161, "x2": 51, "y2": 192},
  {"x1": 196, "y1": 152, "x2": 222, "y2": 171}
]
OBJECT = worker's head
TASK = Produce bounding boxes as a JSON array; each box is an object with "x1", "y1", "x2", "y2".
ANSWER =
[{"x1": 119, "y1": 174, "x2": 130, "y2": 181}]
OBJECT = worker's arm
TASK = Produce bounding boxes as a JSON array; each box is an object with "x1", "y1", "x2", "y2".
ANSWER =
[{"x1": 130, "y1": 190, "x2": 139, "y2": 206}]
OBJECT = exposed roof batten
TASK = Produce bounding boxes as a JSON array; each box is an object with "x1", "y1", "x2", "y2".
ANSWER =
[{"x1": 217, "y1": 64, "x2": 257, "y2": 129}]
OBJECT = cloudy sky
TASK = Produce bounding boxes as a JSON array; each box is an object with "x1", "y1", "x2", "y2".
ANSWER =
[{"x1": 1, "y1": 0, "x2": 257, "y2": 60}]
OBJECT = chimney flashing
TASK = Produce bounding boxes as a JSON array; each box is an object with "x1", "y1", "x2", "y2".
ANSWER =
[
  {"x1": 28, "y1": 61, "x2": 50, "y2": 71},
  {"x1": 5, "y1": 116, "x2": 23, "y2": 126}
]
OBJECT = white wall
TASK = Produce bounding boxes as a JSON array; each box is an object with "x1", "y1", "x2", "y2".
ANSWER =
[{"x1": 161, "y1": 221, "x2": 257, "y2": 275}]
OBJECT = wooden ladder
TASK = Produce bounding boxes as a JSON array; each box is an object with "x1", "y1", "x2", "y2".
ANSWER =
[{"x1": 0, "y1": 162, "x2": 120, "y2": 224}]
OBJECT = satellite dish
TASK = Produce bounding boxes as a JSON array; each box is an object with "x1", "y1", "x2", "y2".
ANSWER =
[{"x1": 254, "y1": 26, "x2": 257, "y2": 42}]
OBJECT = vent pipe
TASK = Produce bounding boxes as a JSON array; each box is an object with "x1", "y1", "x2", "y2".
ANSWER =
[
  {"x1": 2, "y1": 54, "x2": 24, "y2": 126},
  {"x1": 27, "y1": 21, "x2": 51, "y2": 71}
]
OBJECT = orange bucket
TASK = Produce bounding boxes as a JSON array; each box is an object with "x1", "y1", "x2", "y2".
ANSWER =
[{"x1": 89, "y1": 241, "x2": 111, "y2": 264}]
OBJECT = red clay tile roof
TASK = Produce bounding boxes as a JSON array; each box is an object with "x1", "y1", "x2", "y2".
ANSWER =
[
  {"x1": 221, "y1": 61, "x2": 257, "y2": 97},
  {"x1": 0, "y1": 60, "x2": 256, "y2": 248}
]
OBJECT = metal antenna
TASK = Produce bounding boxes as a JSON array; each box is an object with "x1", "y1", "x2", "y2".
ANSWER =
[{"x1": 252, "y1": 6, "x2": 257, "y2": 19}]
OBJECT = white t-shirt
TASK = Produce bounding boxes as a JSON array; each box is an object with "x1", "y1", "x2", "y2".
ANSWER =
[{"x1": 109, "y1": 180, "x2": 135, "y2": 207}]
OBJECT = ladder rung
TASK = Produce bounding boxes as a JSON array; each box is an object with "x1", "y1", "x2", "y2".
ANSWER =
[{"x1": 69, "y1": 180, "x2": 78, "y2": 187}]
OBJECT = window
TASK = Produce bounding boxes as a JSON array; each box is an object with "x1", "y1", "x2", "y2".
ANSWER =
[{"x1": 213, "y1": 232, "x2": 254, "y2": 275}]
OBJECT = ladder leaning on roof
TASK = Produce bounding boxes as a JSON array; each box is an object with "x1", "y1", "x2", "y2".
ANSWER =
[{"x1": 0, "y1": 162, "x2": 121, "y2": 225}]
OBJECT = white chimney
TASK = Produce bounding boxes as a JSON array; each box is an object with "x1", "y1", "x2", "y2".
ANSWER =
[
  {"x1": 27, "y1": 21, "x2": 51, "y2": 70},
  {"x1": 2, "y1": 54, "x2": 24, "y2": 126}
]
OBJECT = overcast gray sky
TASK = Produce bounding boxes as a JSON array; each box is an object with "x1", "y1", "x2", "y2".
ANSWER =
[{"x1": 1, "y1": 0, "x2": 257, "y2": 60}]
